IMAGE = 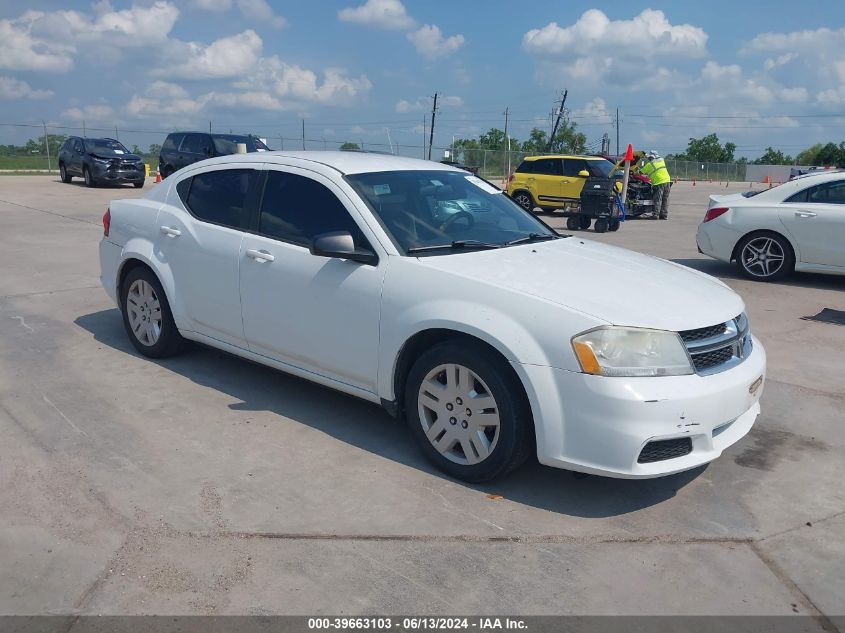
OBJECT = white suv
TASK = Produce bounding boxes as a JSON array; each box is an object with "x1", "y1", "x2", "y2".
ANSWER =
[{"x1": 100, "y1": 152, "x2": 766, "y2": 481}]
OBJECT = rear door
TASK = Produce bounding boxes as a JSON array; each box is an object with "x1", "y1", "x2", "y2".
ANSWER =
[
  {"x1": 532, "y1": 158, "x2": 566, "y2": 207},
  {"x1": 178, "y1": 134, "x2": 210, "y2": 169},
  {"x1": 70, "y1": 139, "x2": 85, "y2": 175},
  {"x1": 779, "y1": 179, "x2": 845, "y2": 267},
  {"x1": 156, "y1": 165, "x2": 261, "y2": 348}
]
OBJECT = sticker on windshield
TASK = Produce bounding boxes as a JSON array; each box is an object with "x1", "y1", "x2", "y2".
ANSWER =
[
  {"x1": 373, "y1": 184, "x2": 391, "y2": 195},
  {"x1": 114, "y1": 149, "x2": 124, "y2": 154},
  {"x1": 430, "y1": 179, "x2": 444, "y2": 187},
  {"x1": 465, "y1": 175, "x2": 501, "y2": 195}
]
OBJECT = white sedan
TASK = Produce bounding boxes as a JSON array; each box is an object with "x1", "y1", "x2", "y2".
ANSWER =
[
  {"x1": 100, "y1": 151, "x2": 765, "y2": 481},
  {"x1": 697, "y1": 171, "x2": 845, "y2": 281}
]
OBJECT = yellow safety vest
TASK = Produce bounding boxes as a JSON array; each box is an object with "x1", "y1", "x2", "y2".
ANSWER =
[{"x1": 641, "y1": 158, "x2": 671, "y2": 186}]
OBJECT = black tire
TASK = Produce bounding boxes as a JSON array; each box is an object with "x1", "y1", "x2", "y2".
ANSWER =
[
  {"x1": 609, "y1": 219, "x2": 620, "y2": 232},
  {"x1": 594, "y1": 218, "x2": 609, "y2": 233},
  {"x1": 735, "y1": 231, "x2": 794, "y2": 282},
  {"x1": 83, "y1": 166, "x2": 96, "y2": 188},
  {"x1": 121, "y1": 266, "x2": 186, "y2": 358},
  {"x1": 512, "y1": 191, "x2": 534, "y2": 213},
  {"x1": 566, "y1": 215, "x2": 580, "y2": 231},
  {"x1": 133, "y1": 181, "x2": 144, "y2": 189},
  {"x1": 579, "y1": 215, "x2": 592, "y2": 230},
  {"x1": 59, "y1": 163, "x2": 72, "y2": 183},
  {"x1": 404, "y1": 341, "x2": 533, "y2": 482}
]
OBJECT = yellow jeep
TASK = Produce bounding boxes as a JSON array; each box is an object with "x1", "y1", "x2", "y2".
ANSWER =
[{"x1": 506, "y1": 155, "x2": 618, "y2": 212}]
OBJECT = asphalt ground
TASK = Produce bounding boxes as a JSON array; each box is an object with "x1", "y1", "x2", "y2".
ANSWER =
[{"x1": 0, "y1": 176, "x2": 843, "y2": 622}]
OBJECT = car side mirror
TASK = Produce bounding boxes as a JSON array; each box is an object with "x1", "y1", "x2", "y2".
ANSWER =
[
  {"x1": 311, "y1": 231, "x2": 378, "y2": 265},
  {"x1": 578, "y1": 170, "x2": 590, "y2": 177}
]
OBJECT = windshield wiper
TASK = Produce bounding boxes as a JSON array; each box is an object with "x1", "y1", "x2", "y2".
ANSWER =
[
  {"x1": 504, "y1": 233, "x2": 560, "y2": 246},
  {"x1": 407, "y1": 240, "x2": 502, "y2": 254}
]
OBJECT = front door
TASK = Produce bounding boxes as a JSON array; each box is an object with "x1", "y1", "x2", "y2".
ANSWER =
[
  {"x1": 562, "y1": 158, "x2": 589, "y2": 200},
  {"x1": 531, "y1": 158, "x2": 566, "y2": 208},
  {"x1": 155, "y1": 166, "x2": 260, "y2": 348},
  {"x1": 780, "y1": 179, "x2": 845, "y2": 267},
  {"x1": 239, "y1": 167, "x2": 385, "y2": 392}
]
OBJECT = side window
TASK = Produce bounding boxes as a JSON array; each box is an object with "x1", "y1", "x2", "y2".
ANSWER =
[
  {"x1": 563, "y1": 159, "x2": 588, "y2": 177},
  {"x1": 516, "y1": 160, "x2": 537, "y2": 174},
  {"x1": 162, "y1": 134, "x2": 181, "y2": 151},
  {"x1": 258, "y1": 171, "x2": 366, "y2": 247},
  {"x1": 785, "y1": 188, "x2": 808, "y2": 203},
  {"x1": 184, "y1": 169, "x2": 255, "y2": 230},
  {"x1": 808, "y1": 181, "x2": 845, "y2": 205},
  {"x1": 176, "y1": 178, "x2": 191, "y2": 207},
  {"x1": 180, "y1": 134, "x2": 207, "y2": 154},
  {"x1": 534, "y1": 159, "x2": 563, "y2": 176}
]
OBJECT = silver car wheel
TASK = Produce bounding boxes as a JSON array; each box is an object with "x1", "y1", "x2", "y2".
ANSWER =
[
  {"x1": 741, "y1": 237, "x2": 785, "y2": 278},
  {"x1": 126, "y1": 279, "x2": 162, "y2": 346},
  {"x1": 417, "y1": 363, "x2": 500, "y2": 466}
]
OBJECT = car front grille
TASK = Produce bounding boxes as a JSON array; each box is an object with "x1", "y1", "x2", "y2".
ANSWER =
[
  {"x1": 679, "y1": 313, "x2": 750, "y2": 375},
  {"x1": 638, "y1": 437, "x2": 693, "y2": 463}
]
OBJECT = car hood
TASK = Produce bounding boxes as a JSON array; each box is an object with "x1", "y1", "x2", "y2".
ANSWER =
[
  {"x1": 90, "y1": 152, "x2": 143, "y2": 161},
  {"x1": 416, "y1": 238, "x2": 744, "y2": 331}
]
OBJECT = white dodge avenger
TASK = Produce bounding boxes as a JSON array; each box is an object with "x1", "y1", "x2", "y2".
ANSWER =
[{"x1": 100, "y1": 152, "x2": 765, "y2": 481}]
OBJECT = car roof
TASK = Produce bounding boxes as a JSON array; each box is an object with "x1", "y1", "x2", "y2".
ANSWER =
[
  {"x1": 523, "y1": 155, "x2": 607, "y2": 161},
  {"x1": 189, "y1": 151, "x2": 466, "y2": 176}
]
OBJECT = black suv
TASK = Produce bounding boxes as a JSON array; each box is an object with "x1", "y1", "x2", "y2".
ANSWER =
[
  {"x1": 58, "y1": 137, "x2": 146, "y2": 188},
  {"x1": 158, "y1": 132, "x2": 270, "y2": 177}
]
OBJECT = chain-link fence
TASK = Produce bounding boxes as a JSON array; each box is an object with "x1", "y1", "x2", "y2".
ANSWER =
[{"x1": 665, "y1": 160, "x2": 748, "y2": 182}]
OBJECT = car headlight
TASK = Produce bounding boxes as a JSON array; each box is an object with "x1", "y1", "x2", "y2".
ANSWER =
[{"x1": 572, "y1": 327, "x2": 693, "y2": 377}]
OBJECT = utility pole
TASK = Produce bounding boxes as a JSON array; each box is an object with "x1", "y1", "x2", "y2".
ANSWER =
[
  {"x1": 42, "y1": 120, "x2": 51, "y2": 173},
  {"x1": 422, "y1": 116, "x2": 426, "y2": 159},
  {"x1": 82, "y1": 120, "x2": 86, "y2": 138},
  {"x1": 114, "y1": 125, "x2": 119, "y2": 141},
  {"x1": 615, "y1": 108, "x2": 620, "y2": 156},
  {"x1": 209, "y1": 121, "x2": 212, "y2": 133},
  {"x1": 428, "y1": 92, "x2": 438, "y2": 161},
  {"x1": 279, "y1": 134, "x2": 283, "y2": 151},
  {"x1": 503, "y1": 106, "x2": 511, "y2": 180},
  {"x1": 301, "y1": 119, "x2": 306, "y2": 150},
  {"x1": 386, "y1": 128, "x2": 394, "y2": 154},
  {"x1": 546, "y1": 89, "x2": 567, "y2": 153}
]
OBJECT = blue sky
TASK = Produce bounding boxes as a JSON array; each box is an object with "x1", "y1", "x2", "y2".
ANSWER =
[{"x1": 2, "y1": 0, "x2": 844, "y2": 159}]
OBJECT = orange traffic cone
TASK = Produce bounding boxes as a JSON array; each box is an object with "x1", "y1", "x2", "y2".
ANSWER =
[{"x1": 155, "y1": 169, "x2": 162, "y2": 184}]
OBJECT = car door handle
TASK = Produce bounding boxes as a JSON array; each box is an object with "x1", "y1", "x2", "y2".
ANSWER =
[
  {"x1": 795, "y1": 211, "x2": 817, "y2": 218},
  {"x1": 245, "y1": 248, "x2": 275, "y2": 263},
  {"x1": 160, "y1": 226, "x2": 181, "y2": 237}
]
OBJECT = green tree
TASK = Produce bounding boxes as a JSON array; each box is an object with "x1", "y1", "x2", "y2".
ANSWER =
[
  {"x1": 675, "y1": 134, "x2": 736, "y2": 163},
  {"x1": 339, "y1": 142, "x2": 360, "y2": 150},
  {"x1": 753, "y1": 147, "x2": 793, "y2": 165},
  {"x1": 24, "y1": 134, "x2": 66, "y2": 156},
  {"x1": 147, "y1": 143, "x2": 162, "y2": 158},
  {"x1": 795, "y1": 144, "x2": 822, "y2": 165}
]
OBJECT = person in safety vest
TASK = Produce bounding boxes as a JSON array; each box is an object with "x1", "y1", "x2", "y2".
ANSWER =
[{"x1": 640, "y1": 150, "x2": 672, "y2": 220}]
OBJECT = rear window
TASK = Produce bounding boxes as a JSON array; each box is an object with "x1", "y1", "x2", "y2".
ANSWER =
[
  {"x1": 184, "y1": 169, "x2": 256, "y2": 230},
  {"x1": 212, "y1": 135, "x2": 270, "y2": 154},
  {"x1": 515, "y1": 160, "x2": 535, "y2": 174},
  {"x1": 162, "y1": 134, "x2": 183, "y2": 151}
]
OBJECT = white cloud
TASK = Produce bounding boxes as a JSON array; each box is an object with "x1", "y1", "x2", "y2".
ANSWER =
[
  {"x1": 0, "y1": 76, "x2": 54, "y2": 100},
  {"x1": 698, "y1": 61, "x2": 807, "y2": 106},
  {"x1": 61, "y1": 104, "x2": 115, "y2": 122},
  {"x1": 523, "y1": 9, "x2": 705, "y2": 85},
  {"x1": 407, "y1": 24, "x2": 464, "y2": 60},
  {"x1": 573, "y1": 97, "x2": 612, "y2": 124},
  {"x1": 157, "y1": 30, "x2": 263, "y2": 80},
  {"x1": 763, "y1": 53, "x2": 795, "y2": 70},
  {"x1": 746, "y1": 27, "x2": 845, "y2": 56},
  {"x1": 250, "y1": 57, "x2": 373, "y2": 104},
  {"x1": 395, "y1": 95, "x2": 462, "y2": 112},
  {"x1": 338, "y1": 0, "x2": 414, "y2": 30},
  {"x1": 235, "y1": 0, "x2": 286, "y2": 28},
  {"x1": 0, "y1": 17, "x2": 74, "y2": 72},
  {"x1": 191, "y1": 0, "x2": 232, "y2": 10}
]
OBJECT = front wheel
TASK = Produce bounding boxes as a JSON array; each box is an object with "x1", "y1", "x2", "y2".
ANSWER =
[
  {"x1": 133, "y1": 181, "x2": 144, "y2": 189},
  {"x1": 594, "y1": 218, "x2": 609, "y2": 233},
  {"x1": 83, "y1": 166, "x2": 96, "y2": 188},
  {"x1": 60, "y1": 163, "x2": 72, "y2": 183},
  {"x1": 579, "y1": 215, "x2": 592, "y2": 230},
  {"x1": 405, "y1": 341, "x2": 533, "y2": 482},
  {"x1": 121, "y1": 267, "x2": 186, "y2": 358},
  {"x1": 566, "y1": 216, "x2": 580, "y2": 231},
  {"x1": 736, "y1": 232, "x2": 794, "y2": 281}
]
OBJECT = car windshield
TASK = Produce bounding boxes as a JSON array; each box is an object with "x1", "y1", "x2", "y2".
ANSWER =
[
  {"x1": 346, "y1": 170, "x2": 560, "y2": 255},
  {"x1": 84, "y1": 139, "x2": 130, "y2": 155},
  {"x1": 212, "y1": 135, "x2": 270, "y2": 154}
]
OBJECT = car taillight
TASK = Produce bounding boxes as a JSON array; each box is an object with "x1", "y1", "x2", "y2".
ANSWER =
[
  {"x1": 103, "y1": 208, "x2": 110, "y2": 236},
  {"x1": 704, "y1": 207, "x2": 729, "y2": 223},
  {"x1": 507, "y1": 173, "x2": 515, "y2": 183}
]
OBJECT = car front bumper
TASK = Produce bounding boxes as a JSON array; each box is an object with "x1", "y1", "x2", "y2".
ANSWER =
[
  {"x1": 514, "y1": 335, "x2": 765, "y2": 478},
  {"x1": 91, "y1": 162, "x2": 145, "y2": 184}
]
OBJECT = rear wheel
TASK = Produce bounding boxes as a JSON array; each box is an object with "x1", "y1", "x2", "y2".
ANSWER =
[
  {"x1": 609, "y1": 219, "x2": 620, "y2": 232},
  {"x1": 83, "y1": 166, "x2": 96, "y2": 188},
  {"x1": 59, "y1": 163, "x2": 72, "y2": 183},
  {"x1": 594, "y1": 218, "x2": 609, "y2": 233},
  {"x1": 405, "y1": 341, "x2": 533, "y2": 482},
  {"x1": 512, "y1": 191, "x2": 534, "y2": 213},
  {"x1": 566, "y1": 216, "x2": 580, "y2": 231},
  {"x1": 133, "y1": 181, "x2": 144, "y2": 189},
  {"x1": 736, "y1": 232, "x2": 793, "y2": 281},
  {"x1": 121, "y1": 267, "x2": 186, "y2": 358}
]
